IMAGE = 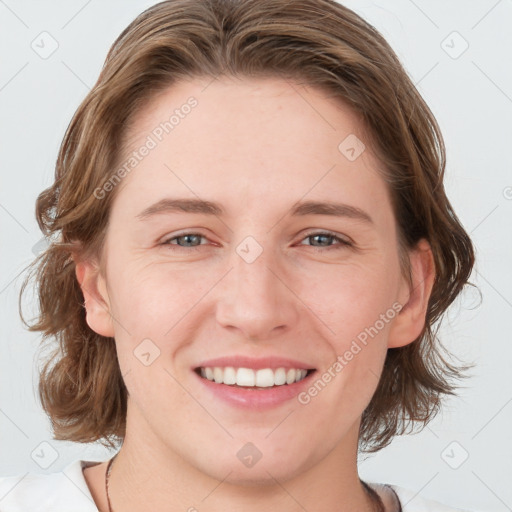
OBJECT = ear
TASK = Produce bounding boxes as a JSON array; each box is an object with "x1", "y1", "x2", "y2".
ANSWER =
[
  {"x1": 75, "y1": 258, "x2": 115, "y2": 338},
  {"x1": 388, "y1": 238, "x2": 435, "y2": 348}
]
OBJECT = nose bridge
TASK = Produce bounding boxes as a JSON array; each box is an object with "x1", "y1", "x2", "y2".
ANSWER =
[{"x1": 215, "y1": 235, "x2": 298, "y2": 339}]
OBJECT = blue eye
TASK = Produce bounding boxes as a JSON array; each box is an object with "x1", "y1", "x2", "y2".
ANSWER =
[
  {"x1": 162, "y1": 233, "x2": 206, "y2": 248},
  {"x1": 300, "y1": 231, "x2": 352, "y2": 250},
  {"x1": 161, "y1": 231, "x2": 352, "y2": 251}
]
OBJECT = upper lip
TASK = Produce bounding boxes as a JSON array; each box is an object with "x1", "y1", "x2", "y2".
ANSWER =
[{"x1": 194, "y1": 356, "x2": 316, "y2": 371}]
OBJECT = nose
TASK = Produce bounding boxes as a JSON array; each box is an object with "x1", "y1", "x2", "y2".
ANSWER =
[{"x1": 215, "y1": 243, "x2": 300, "y2": 341}]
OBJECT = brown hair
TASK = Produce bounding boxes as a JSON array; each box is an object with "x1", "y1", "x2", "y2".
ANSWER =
[{"x1": 20, "y1": 0, "x2": 476, "y2": 453}]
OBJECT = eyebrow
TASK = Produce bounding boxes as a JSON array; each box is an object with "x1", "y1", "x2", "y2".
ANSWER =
[{"x1": 136, "y1": 198, "x2": 374, "y2": 224}]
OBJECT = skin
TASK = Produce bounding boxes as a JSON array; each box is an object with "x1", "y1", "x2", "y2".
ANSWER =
[{"x1": 76, "y1": 76, "x2": 434, "y2": 512}]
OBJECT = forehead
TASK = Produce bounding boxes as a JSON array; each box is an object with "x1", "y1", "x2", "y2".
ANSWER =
[
  {"x1": 123, "y1": 76, "x2": 368, "y2": 158},
  {"x1": 111, "y1": 76, "x2": 389, "y2": 220}
]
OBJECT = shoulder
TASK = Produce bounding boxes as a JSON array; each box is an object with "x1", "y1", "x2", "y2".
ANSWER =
[
  {"x1": 0, "y1": 459, "x2": 102, "y2": 512},
  {"x1": 387, "y1": 483, "x2": 474, "y2": 512}
]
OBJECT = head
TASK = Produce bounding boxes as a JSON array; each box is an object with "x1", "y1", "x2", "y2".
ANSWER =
[{"x1": 21, "y1": 0, "x2": 475, "y2": 480}]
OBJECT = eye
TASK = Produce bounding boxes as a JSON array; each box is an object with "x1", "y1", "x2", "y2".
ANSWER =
[
  {"x1": 299, "y1": 231, "x2": 352, "y2": 250},
  {"x1": 161, "y1": 233, "x2": 208, "y2": 249},
  {"x1": 160, "y1": 230, "x2": 352, "y2": 251}
]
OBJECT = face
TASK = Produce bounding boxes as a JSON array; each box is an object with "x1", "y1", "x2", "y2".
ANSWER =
[{"x1": 79, "y1": 76, "x2": 429, "y2": 484}]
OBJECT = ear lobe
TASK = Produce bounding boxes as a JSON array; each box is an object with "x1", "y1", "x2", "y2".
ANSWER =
[
  {"x1": 388, "y1": 239, "x2": 435, "y2": 349},
  {"x1": 75, "y1": 259, "x2": 115, "y2": 338}
]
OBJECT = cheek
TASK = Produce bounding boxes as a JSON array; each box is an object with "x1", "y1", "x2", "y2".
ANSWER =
[
  {"x1": 297, "y1": 259, "x2": 400, "y2": 342},
  {"x1": 299, "y1": 275, "x2": 394, "y2": 424},
  {"x1": 108, "y1": 260, "x2": 217, "y2": 338}
]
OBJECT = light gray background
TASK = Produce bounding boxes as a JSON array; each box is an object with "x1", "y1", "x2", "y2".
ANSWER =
[{"x1": 1, "y1": 1, "x2": 511, "y2": 510}]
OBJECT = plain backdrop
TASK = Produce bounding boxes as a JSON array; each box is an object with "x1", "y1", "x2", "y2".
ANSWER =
[{"x1": 1, "y1": 1, "x2": 511, "y2": 510}]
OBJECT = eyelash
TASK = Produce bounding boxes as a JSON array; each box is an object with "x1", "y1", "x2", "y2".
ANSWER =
[{"x1": 160, "y1": 231, "x2": 352, "y2": 251}]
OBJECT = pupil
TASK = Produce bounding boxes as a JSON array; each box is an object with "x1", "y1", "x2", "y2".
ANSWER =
[
  {"x1": 313, "y1": 234, "x2": 330, "y2": 246},
  {"x1": 181, "y1": 235, "x2": 199, "y2": 246}
]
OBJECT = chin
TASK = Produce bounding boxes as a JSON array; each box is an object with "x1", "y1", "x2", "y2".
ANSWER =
[
  {"x1": 197, "y1": 453, "x2": 309, "y2": 487},
  {"x1": 221, "y1": 466, "x2": 301, "y2": 488}
]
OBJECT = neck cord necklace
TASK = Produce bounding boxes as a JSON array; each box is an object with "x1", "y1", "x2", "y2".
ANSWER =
[
  {"x1": 104, "y1": 455, "x2": 400, "y2": 512},
  {"x1": 105, "y1": 454, "x2": 116, "y2": 512}
]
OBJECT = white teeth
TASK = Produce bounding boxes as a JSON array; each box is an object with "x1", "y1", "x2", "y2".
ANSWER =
[
  {"x1": 274, "y1": 367, "x2": 287, "y2": 385},
  {"x1": 198, "y1": 366, "x2": 310, "y2": 387},
  {"x1": 223, "y1": 366, "x2": 236, "y2": 385},
  {"x1": 213, "y1": 367, "x2": 223, "y2": 383},
  {"x1": 255, "y1": 368, "x2": 274, "y2": 388},
  {"x1": 236, "y1": 367, "x2": 255, "y2": 386}
]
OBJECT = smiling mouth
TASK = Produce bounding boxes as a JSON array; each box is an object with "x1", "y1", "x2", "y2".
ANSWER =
[{"x1": 194, "y1": 366, "x2": 316, "y2": 389}]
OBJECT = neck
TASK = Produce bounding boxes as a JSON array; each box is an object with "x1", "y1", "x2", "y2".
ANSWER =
[{"x1": 106, "y1": 413, "x2": 380, "y2": 512}]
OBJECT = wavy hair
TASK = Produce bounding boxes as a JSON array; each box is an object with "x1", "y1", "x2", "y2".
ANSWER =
[{"x1": 19, "y1": 0, "x2": 476, "y2": 453}]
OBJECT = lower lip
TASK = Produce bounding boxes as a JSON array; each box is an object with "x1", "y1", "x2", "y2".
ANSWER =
[{"x1": 194, "y1": 370, "x2": 316, "y2": 409}]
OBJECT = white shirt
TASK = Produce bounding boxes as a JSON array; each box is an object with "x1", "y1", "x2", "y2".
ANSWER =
[{"x1": 0, "y1": 459, "x2": 471, "y2": 511}]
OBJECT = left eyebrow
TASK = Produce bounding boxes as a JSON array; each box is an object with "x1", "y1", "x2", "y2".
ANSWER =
[
  {"x1": 136, "y1": 197, "x2": 374, "y2": 225},
  {"x1": 290, "y1": 200, "x2": 374, "y2": 224}
]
